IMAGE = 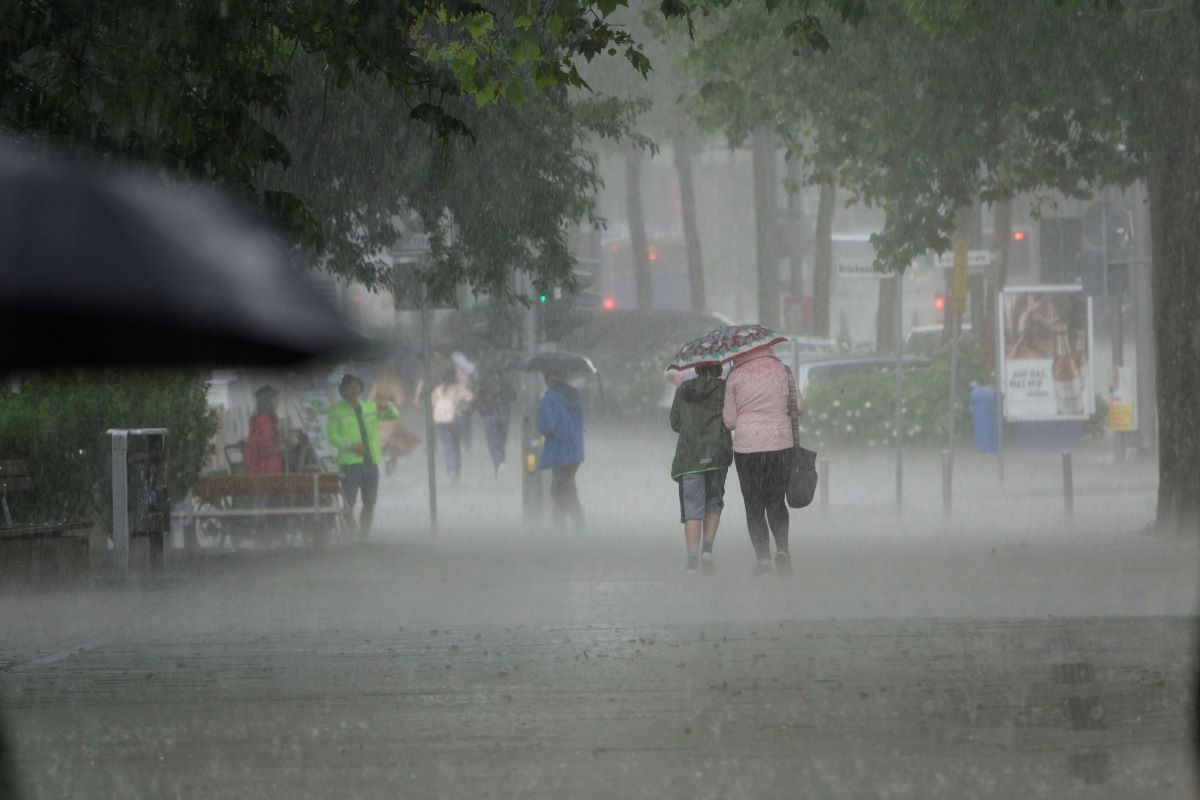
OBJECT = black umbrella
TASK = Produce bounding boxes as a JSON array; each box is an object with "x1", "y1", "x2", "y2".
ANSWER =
[
  {"x1": 520, "y1": 351, "x2": 598, "y2": 375},
  {"x1": 0, "y1": 140, "x2": 364, "y2": 369}
]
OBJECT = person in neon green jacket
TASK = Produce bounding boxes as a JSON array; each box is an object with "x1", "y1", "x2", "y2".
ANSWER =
[{"x1": 327, "y1": 374, "x2": 400, "y2": 538}]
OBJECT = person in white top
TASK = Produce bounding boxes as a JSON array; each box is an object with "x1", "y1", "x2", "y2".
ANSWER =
[{"x1": 430, "y1": 366, "x2": 474, "y2": 480}]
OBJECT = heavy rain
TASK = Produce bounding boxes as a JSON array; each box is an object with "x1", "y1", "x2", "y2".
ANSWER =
[{"x1": 0, "y1": 1, "x2": 1197, "y2": 798}]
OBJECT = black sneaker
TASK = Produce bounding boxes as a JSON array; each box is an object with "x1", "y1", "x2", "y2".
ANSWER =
[
  {"x1": 753, "y1": 560, "x2": 773, "y2": 579},
  {"x1": 699, "y1": 552, "x2": 716, "y2": 576},
  {"x1": 775, "y1": 551, "x2": 793, "y2": 577}
]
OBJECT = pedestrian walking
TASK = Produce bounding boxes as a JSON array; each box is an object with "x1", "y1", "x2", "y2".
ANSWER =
[
  {"x1": 475, "y1": 361, "x2": 517, "y2": 477},
  {"x1": 328, "y1": 374, "x2": 400, "y2": 539},
  {"x1": 538, "y1": 369, "x2": 585, "y2": 530},
  {"x1": 431, "y1": 367, "x2": 473, "y2": 480},
  {"x1": 451, "y1": 350, "x2": 476, "y2": 450},
  {"x1": 670, "y1": 364, "x2": 732, "y2": 575},
  {"x1": 245, "y1": 385, "x2": 285, "y2": 475},
  {"x1": 723, "y1": 345, "x2": 803, "y2": 577}
]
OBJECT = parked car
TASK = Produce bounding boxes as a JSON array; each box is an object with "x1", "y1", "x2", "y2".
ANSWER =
[
  {"x1": 905, "y1": 324, "x2": 972, "y2": 356},
  {"x1": 793, "y1": 354, "x2": 931, "y2": 394}
]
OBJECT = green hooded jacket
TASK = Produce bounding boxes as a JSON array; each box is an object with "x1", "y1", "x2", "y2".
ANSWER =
[
  {"x1": 327, "y1": 399, "x2": 400, "y2": 466},
  {"x1": 669, "y1": 374, "x2": 733, "y2": 479}
]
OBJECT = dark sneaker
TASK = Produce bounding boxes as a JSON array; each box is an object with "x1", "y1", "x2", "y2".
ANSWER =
[
  {"x1": 753, "y1": 560, "x2": 773, "y2": 578},
  {"x1": 775, "y1": 551, "x2": 793, "y2": 577},
  {"x1": 685, "y1": 558, "x2": 700, "y2": 576},
  {"x1": 699, "y1": 552, "x2": 716, "y2": 576}
]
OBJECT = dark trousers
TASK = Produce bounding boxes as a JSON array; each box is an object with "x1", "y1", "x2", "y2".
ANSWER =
[
  {"x1": 437, "y1": 421, "x2": 462, "y2": 477},
  {"x1": 482, "y1": 412, "x2": 510, "y2": 470},
  {"x1": 734, "y1": 449, "x2": 790, "y2": 560},
  {"x1": 549, "y1": 463, "x2": 584, "y2": 528}
]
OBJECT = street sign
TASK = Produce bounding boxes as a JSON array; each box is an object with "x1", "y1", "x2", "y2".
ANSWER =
[
  {"x1": 835, "y1": 259, "x2": 881, "y2": 279},
  {"x1": 934, "y1": 249, "x2": 992, "y2": 273}
]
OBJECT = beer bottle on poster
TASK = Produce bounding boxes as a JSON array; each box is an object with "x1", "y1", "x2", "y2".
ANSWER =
[{"x1": 1052, "y1": 322, "x2": 1084, "y2": 415}]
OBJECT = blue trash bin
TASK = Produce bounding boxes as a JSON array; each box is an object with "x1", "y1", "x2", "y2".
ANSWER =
[{"x1": 970, "y1": 386, "x2": 999, "y2": 452}]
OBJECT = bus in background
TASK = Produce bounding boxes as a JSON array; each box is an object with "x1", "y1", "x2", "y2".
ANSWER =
[{"x1": 599, "y1": 232, "x2": 692, "y2": 312}]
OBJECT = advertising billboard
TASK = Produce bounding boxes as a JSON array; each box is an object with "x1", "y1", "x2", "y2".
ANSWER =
[{"x1": 999, "y1": 287, "x2": 1094, "y2": 421}]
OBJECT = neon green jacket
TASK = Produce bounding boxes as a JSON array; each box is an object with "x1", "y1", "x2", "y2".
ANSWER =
[{"x1": 327, "y1": 399, "x2": 400, "y2": 466}]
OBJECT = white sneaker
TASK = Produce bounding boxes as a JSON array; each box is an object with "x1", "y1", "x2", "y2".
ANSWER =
[{"x1": 700, "y1": 552, "x2": 716, "y2": 576}]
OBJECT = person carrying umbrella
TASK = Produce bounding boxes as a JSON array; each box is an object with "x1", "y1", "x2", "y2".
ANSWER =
[
  {"x1": 723, "y1": 342, "x2": 800, "y2": 577},
  {"x1": 669, "y1": 364, "x2": 733, "y2": 575},
  {"x1": 669, "y1": 324, "x2": 796, "y2": 577},
  {"x1": 328, "y1": 374, "x2": 400, "y2": 539},
  {"x1": 538, "y1": 368, "x2": 585, "y2": 530}
]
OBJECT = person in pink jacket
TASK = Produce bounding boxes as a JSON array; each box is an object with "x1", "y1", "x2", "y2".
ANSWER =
[{"x1": 722, "y1": 345, "x2": 804, "y2": 577}]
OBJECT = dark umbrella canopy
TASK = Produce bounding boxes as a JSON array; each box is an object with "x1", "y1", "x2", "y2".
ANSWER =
[
  {"x1": 0, "y1": 141, "x2": 364, "y2": 369},
  {"x1": 520, "y1": 351, "x2": 598, "y2": 375}
]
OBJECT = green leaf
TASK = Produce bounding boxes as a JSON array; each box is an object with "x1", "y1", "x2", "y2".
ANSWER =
[
  {"x1": 511, "y1": 33, "x2": 540, "y2": 63},
  {"x1": 466, "y1": 13, "x2": 495, "y2": 40},
  {"x1": 547, "y1": 13, "x2": 564, "y2": 36},
  {"x1": 514, "y1": 14, "x2": 534, "y2": 29},
  {"x1": 475, "y1": 81, "x2": 498, "y2": 107}
]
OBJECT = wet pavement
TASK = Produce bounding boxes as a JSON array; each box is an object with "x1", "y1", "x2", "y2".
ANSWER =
[{"x1": 0, "y1": 428, "x2": 1194, "y2": 798}]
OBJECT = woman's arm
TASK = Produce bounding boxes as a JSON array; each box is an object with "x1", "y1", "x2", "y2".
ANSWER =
[{"x1": 722, "y1": 376, "x2": 738, "y2": 431}]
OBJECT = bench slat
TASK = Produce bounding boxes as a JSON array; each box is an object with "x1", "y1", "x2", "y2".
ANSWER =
[
  {"x1": 192, "y1": 473, "x2": 340, "y2": 500},
  {"x1": 171, "y1": 507, "x2": 341, "y2": 519},
  {"x1": 0, "y1": 521, "x2": 92, "y2": 541},
  {"x1": 0, "y1": 476, "x2": 34, "y2": 493},
  {"x1": 0, "y1": 460, "x2": 29, "y2": 478}
]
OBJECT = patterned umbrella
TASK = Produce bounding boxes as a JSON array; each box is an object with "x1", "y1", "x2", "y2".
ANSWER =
[{"x1": 667, "y1": 324, "x2": 786, "y2": 371}]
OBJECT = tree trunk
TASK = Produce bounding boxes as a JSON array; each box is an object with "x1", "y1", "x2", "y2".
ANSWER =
[
  {"x1": 986, "y1": 198, "x2": 1013, "y2": 369},
  {"x1": 875, "y1": 270, "x2": 897, "y2": 354},
  {"x1": 1147, "y1": 141, "x2": 1200, "y2": 535},
  {"x1": 751, "y1": 126, "x2": 780, "y2": 329},
  {"x1": 673, "y1": 135, "x2": 706, "y2": 311},
  {"x1": 624, "y1": 145, "x2": 652, "y2": 311},
  {"x1": 785, "y1": 156, "x2": 807, "y2": 296},
  {"x1": 813, "y1": 182, "x2": 835, "y2": 338}
]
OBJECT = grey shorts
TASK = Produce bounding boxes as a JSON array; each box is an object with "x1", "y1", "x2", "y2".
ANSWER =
[
  {"x1": 341, "y1": 463, "x2": 380, "y2": 509},
  {"x1": 678, "y1": 469, "x2": 727, "y2": 522}
]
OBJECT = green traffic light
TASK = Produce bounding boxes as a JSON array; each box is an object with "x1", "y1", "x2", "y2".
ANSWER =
[{"x1": 538, "y1": 293, "x2": 548, "y2": 303}]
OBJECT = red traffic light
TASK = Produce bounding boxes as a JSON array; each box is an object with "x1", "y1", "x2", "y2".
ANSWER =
[
  {"x1": 602, "y1": 297, "x2": 616, "y2": 310},
  {"x1": 934, "y1": 294, "x2": 945, "y2": 310},
  {"x1": 1013, "y1": 230, "x2": 1025, "y2": 242}
]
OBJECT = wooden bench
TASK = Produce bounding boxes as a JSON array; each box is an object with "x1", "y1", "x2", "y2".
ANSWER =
[
  {"x1": 0, "y1": 459, "x2": 93, "y2": 583},
  {"x1": 172, "y1": 472, "x2": 342, "y2": 548}
]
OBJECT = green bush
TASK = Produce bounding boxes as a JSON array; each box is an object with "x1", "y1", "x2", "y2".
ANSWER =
[
  {"x1": 799, "y1": 343, "x2": 991, "y2": 449},
  {"x1": 615, "y1": 345, "x2": 677, "y2": 419},
  {"x1": 0, "y1": 371, "x2": 216, "y2": 526}
]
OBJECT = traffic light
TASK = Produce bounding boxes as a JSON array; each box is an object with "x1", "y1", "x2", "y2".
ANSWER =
[
  {"x1": 934, "y1": 294, "x2": 945, "y2": 311},
  {"x1": 602, "y1": 297, "x2": 616, "y2": 310},
  {"x1": 538, "y1": 293, "x2": 548, "y2": 304}
]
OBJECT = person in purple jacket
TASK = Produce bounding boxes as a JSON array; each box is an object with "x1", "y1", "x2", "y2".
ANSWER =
[{"x1": 538, "y1": 370, "x2": 585, "y2": 531}]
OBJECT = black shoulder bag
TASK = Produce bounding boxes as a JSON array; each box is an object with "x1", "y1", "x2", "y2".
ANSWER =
[{"x1": 785, "y1": 367, "x2": 818, "y2": 509}]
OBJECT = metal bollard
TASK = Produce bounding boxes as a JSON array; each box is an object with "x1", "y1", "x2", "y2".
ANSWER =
[
  {"x1": 819, "y1": 458, "x2": 830, "y2": 512},
  {"x1": 1062, "y1": 450, "x2": 1074, "y2": 522},
  {"x1": 941, "y1": 450, "x2": 952, "y2": 520}
]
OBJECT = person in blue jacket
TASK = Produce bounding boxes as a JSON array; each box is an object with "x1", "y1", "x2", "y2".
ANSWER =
[{"x1": 538, "y1": 369, "x2": 585, "y2": 530}]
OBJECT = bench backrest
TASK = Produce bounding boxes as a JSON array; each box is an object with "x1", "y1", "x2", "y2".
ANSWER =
[
  {"x1": 0, "y1": 460, "x2": 33, "y2": 527},
  {"x1": 192, "y1": 473, "x2": 341, "y2": 502}
]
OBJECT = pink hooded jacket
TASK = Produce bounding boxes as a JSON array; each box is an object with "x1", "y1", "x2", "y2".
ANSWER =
[{"x1": 722, "y1": 347, "x2": 803, "y2": 453}]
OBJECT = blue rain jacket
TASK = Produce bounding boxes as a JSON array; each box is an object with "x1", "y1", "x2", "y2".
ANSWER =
[{"x1": 538, "y1": 383, "x2": 584, "y2": 469}]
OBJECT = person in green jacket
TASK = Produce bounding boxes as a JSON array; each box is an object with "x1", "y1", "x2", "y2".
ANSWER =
[
  {"x1": 328, "y1": 374, "x2": 400, "y2": 538},
  {"x1": 669, "y1": 364, "x2": 733, "y2": 575}
]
